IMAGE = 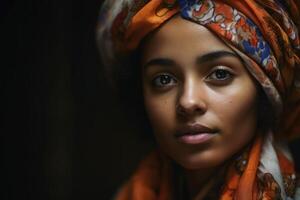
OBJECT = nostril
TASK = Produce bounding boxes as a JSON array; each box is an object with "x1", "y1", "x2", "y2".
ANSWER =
[
  {"x1": 176, "y1": 104, "x2": 186, "y2": 115},
  {"x1": 176, "y1": 102, "x2": 206, "y2": 116}
]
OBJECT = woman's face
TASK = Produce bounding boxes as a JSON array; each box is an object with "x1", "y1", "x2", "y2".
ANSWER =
[{"x1": 141, "y1": 16, "x2": 258, "y2": 170}]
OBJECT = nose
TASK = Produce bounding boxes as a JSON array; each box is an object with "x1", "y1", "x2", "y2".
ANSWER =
[{"x1": 176, "y1": 79, "x2": 207, "y2": 116}]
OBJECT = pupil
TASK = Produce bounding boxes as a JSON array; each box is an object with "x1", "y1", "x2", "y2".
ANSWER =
[
  {"x1": 216, "y1": 70, "x2": 227, "y2": 79},
  {"x1": 160, "y1": 75, "x2": 171, "y2": 84}
]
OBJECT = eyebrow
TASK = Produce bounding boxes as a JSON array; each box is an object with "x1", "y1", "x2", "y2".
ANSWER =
[
  {"x1": 196, "y1": 51, "x2": 238, "y2": 65},
  {"x1": 143, "y1": 50, "x2": 239, "y2": 69},
  {"x1": 143, "y1": 58, "x2": 177, "y2": 69}
]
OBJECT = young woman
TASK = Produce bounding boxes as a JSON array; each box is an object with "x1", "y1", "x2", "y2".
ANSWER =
[{"x1": 97, "y1": 0, "x2": 300, "y2": 199}]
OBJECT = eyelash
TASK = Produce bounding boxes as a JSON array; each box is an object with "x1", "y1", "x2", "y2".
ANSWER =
[
  {"x1": 151, "y1": 67, "x2": 234, "y2": 88},
  {"x1": 152, "y1": 73, "x2": 177, "y2": 88},
  {"x1": 206, "y1": 67, "x2": 234, "y2": 83}
]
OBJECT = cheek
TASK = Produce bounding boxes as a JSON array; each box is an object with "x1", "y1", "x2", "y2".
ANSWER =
[
  {"x1": 143, "y1": 91, "x2": 176, "y2": 132},
  {"x1": 212, "y1": 81, "x2": 258, "y2": 138}
]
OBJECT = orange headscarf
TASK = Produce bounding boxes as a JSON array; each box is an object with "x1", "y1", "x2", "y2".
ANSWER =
[{"x1": 97, "y1": 0, "x2": 300, "y2": 199}]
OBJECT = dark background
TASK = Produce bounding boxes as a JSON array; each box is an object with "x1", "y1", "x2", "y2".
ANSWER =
[{"x1": 3, "y1": 0, "x2": 153, "y2": 199}]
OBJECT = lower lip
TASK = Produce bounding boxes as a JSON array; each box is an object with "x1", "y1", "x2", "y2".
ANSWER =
[{"x1": 177, "y1": 133, "x2": 215, "y2": 144}]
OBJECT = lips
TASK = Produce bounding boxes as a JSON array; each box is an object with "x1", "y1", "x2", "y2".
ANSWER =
[{"x1": 175, "y1": 124, "x2": 217, "y2": 144}]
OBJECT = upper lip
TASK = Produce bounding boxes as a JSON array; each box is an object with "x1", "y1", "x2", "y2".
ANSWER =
[{"x1": 175, "y1": 124, "x2": 216, "y2": 137}]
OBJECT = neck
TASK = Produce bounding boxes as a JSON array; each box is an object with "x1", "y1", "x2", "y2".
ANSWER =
[{"x1": 184, "y1": 167, "x2": 217, "y2": 200}]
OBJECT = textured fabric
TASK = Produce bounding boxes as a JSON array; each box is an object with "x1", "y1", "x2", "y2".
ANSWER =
[
  {"x1": 97, "y1": 0, "x2": 300, "y2": 199},
  {"x1": 113, "y1": 135, "x2": 297, "y2": 199}
]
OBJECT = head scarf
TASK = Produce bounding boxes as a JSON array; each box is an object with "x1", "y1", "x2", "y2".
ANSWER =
[{"x1": 97, "y1": 0, "x2": 300, "y2": 199}]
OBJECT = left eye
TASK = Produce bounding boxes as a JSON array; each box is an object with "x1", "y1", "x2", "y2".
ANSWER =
[
  {"x1": 207, "y1": 69, "x2": 233, "y2": 81},
  {"x1": 152, "y1": 74, "x2": 177, "y2": 87}
]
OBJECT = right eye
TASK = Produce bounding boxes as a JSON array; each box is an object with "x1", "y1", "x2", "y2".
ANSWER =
[{"x1": 152, "y1": 74, "x2": 177, "y2": 87}]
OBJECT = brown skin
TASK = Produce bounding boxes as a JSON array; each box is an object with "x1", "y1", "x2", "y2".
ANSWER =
[{"x1": 141, "y1": 16, "x2": 258, "y2": 198}]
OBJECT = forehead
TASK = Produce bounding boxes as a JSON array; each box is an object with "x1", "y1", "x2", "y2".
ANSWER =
[{"x1": 141, "y1": 15, "x2": 232, "y2": 61}]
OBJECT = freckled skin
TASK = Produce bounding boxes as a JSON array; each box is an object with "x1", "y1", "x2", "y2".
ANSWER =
[{"x1": 141, "y1": 16, "x2": 258, "y2": 172}]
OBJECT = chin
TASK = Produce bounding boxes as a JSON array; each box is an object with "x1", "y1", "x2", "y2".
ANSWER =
[{"x1": 173, "y1": 153, "x2": 226, "y2": 170}]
